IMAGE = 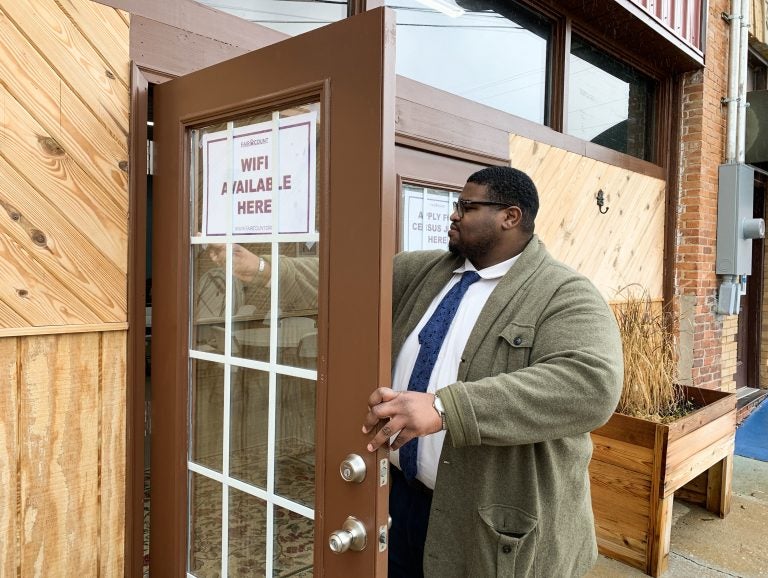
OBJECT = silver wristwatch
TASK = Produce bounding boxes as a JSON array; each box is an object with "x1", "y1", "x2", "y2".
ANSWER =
[{"x1": 433, "y1": 393, "x2": 447, "y2": 431}]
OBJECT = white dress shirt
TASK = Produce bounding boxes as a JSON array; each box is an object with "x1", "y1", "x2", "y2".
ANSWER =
[{"x1": 390, "y1": 254, "x2": 519, "y2": 489}]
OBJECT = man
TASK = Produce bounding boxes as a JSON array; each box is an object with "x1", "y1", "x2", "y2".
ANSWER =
[{"x1": 363, "y1": 166, "x2": 623, "y2": 577}]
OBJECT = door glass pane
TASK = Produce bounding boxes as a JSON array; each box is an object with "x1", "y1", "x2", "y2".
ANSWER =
[
  {"x1": 230, "y1": 366, "x2": 269, "y2": 489},
  {"x1": 189, "y1": 472, "x2": 222, "y2": 577},
  {"x1": 190, "y1": 360, "x2": 224, "y2": 472},
  {"x1": 188, "y1": 102, "x2": 320, "y2": 576},
  {"x1": 400, "y1": 183, "x2": 458, "y2": 251},
  {"x1": 228, "y1": 488, "x2": 267, "y2": 576},
  {"x1": 386, "y1": 0, "x2": 552, "y2": 124},
  {"x1": 274, "y1": 505, "x2": 314, "y2": 576},
  {"x1": 275, "y1": 374, "x2": 316, "y2": 507}
]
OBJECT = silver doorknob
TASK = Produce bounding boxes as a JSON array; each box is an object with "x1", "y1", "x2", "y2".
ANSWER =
[
  {"x1": 340, "y1": 454, "x2": 366, "y2": 483},
  {"x1": 328, "y1": 516, "x2": 367, "y2": 553}
]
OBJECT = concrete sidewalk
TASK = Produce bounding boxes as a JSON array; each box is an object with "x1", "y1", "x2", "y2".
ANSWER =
[{"x1": 587, "y1": 456, "x2": 768, "y2": 578}]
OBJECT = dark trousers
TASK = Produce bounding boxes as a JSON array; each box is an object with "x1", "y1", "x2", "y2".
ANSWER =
[{"x1": 388, "y1": 466, "x2": 433, "y2": 578}]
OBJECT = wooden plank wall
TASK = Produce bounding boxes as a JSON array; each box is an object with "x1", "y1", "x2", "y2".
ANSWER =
[
  {"x1": 0, "y1": 1, "x2": 129, "y2": 576},
  {"x1": 509, "y1": 134, "x2": 666, "y2": 301},
  {"x1": 753, "y1": 0, "x2": 767, "y2": 45}
]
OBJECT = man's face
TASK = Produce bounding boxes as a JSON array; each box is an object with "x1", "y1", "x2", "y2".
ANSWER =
[{"x1": 448, "y1": 182, "x2": 505, "y2": 262}]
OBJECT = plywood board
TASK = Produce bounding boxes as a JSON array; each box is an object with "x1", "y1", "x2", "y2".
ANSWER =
[
  {"x1": 100, "y1": 330, "x2": 126, "y2": 576},
  {"x1": 18, "y1": 334, "x2": 100, "y2": 576},
  {"x1": 752, "y1": 0, "x2": 767, "y2": 44},
  {"x1": 509, "y1": 133, "x2": 666, "y2": 301},
  {"x1": 0, "y1": 337, "x2": 18, "y2": 578}
]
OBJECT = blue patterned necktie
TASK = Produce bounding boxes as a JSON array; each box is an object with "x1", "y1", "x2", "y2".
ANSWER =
[{"x1": 400, "y1": 270, "x2": 481, "y2": 480}]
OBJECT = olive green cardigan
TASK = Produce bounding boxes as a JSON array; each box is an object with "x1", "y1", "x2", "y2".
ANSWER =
[{"x1": 391, "y1": 236, "x2": 623, "y2": 578}]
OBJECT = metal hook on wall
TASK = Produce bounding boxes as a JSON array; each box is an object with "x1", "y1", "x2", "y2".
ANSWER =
[{"x1": 596, "y1": 189, "x2": 609, "y2": 214}]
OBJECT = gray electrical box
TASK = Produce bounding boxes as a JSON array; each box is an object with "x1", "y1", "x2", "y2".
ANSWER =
[{"x1": 716, "y1": 164, "x2": 765, "y2": 276}]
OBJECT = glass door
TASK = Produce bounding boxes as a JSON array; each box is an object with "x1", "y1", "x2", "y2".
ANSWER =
[{"x1": 151, "y1": 9, "x2": 395, "y2": 577}]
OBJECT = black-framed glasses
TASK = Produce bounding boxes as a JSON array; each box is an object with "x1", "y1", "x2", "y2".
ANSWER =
[{"x1": 452, "y1": 199, "x2": 514, "y2": 218}]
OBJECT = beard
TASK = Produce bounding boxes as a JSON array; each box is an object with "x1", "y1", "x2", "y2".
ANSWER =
[{"x1": 448, "y1": 232, "x2": 495, "y2": 265}]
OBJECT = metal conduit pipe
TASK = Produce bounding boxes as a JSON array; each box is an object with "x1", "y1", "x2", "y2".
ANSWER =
[
  {"x1": 736, "y1": 0, "x2": 751, "y2": 162},
  {"x1": 725, "y1": 0, "x2": 742, "y2": 163}
]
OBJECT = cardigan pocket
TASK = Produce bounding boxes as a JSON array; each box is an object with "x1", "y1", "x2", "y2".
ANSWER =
[
  {"x1": 498, "y1": 323, "x2": 536, "y2": 371},
  {"x1": 469, "y1": 504, "x2": 538, "y2": 578}
]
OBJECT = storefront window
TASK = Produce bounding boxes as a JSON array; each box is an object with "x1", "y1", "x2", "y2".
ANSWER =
[
  {"x1": 567, "y1": 35, "x2": 656, "y2": 161},
  {"x1": 400, "y1": 183, "x2": 458, "y2": 251},
  {"x1": 196, "y1": 0, "x2": 347, "y2": 35},
  {"x1": 387, "y1": 0, "x2": 552, "y2": 124}
]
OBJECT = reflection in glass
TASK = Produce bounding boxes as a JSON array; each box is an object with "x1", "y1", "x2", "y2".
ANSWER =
[
  {"x1": 228, "y1": 489, "x2": 267, "y2": 577},
  {"x1": 188, "y1": 100, "x2": 321, "y2": 577},
  {"x1": 189, "y1": 473, "x2": 222, "y2": 577},
  {"x1": 191, "y1": 244, "x2": 228, "y2": 353},
  {"x1": 274, "y1": 505, "x2": 314, "y2": 576},
  {"x1": 230, "y1": 366, "x2": 269, "y2": 489},
  {"x1": 277, "y1": 242, "x2": 319, "y2": 367},
  {"x1": 190, "y1": 360, "x2": 223, "y2": 472},
  {"x1": 567, "y1": 35, "x2": 656, "y2": 161},
  {"x1": 388, "y1": 0, "x2": 551, "y2": 123},
  {"x1": 275, "y1": 374, "x2": 316, "y2": 507},
  {"x1": 195, "y1": 0, "x2": 347, "y2": 36}
]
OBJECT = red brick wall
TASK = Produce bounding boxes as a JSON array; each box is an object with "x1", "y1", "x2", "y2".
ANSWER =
[{"x1": 675, "y1": 0, "x2": 733, "y2": 389}]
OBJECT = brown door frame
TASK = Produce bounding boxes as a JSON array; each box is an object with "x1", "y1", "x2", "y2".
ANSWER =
[
  {"x1": 126, "y1": 64, "x2": 149, "y2": 578},
  {"x1": 151, "y1": 9, "x2": 395, "y2": 576},
  {"x1": 747, "y1": 174, "x2": 766, "y2": 388}
]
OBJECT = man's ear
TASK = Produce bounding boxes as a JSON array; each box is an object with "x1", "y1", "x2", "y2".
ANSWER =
[{"x1": 501, "y1": 206, "x2": 522, "y2": 230}]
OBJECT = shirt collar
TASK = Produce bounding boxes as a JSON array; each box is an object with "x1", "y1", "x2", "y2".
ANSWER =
[{"x1": 453, "y1": 254, "x2": 520, "y2": 280}]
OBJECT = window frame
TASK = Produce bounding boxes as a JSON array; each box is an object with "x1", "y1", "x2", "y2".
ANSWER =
[{"x1": 367, "y1": 0, "x2": 675, "y2": 168}]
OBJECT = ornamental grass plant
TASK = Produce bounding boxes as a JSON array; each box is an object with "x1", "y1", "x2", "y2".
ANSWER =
[{"x1": 612, "y1": 286, "x2": 686, "y2": 422}]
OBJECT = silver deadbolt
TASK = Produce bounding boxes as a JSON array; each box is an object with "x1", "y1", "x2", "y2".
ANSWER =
[
  {"x1": 340, "y1": 453, "x2": 366, "y2": 483},
  {"x1": 328, "y1": 516, "x2": 367, "y2": 553}
]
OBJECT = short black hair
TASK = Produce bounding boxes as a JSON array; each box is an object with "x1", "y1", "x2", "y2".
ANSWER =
[{"x1": 467, "y1": 166, "x2": 539, "y2": 233}]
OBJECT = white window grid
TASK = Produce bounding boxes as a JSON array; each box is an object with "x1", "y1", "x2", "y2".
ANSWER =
[{"x1": 187, "y1": 113, "x2": 318, "y2": 578}]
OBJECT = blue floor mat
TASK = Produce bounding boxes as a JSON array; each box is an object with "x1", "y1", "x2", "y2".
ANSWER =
[{"x1": 735, "y1": 400, "x2": 768, "y2": 462}]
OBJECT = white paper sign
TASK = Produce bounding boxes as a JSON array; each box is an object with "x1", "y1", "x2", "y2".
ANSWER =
[
  {"x1": 202, "y1": 112, "x2": 317, "y2": 236},
  {"x1": 402, "y1": 188, "x2": 454, "y2": 251}
]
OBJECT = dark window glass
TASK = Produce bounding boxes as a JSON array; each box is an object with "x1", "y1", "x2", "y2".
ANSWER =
[
  {"x1": 387, "y1": 0, "x2": 552, "y2": 124},
  {"x1": 567, "y1": 35, "x2": 656, "y2": 161}
]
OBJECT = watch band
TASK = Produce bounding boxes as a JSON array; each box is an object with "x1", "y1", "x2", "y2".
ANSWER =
[{"x1": 433, "y1": 394, "x2": 447, "y2": 431}]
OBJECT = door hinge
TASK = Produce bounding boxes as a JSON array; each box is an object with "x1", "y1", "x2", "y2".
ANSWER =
[
  {"x1": 379, "y1": 458, "x2": 388, "y2": 486},
  {"x1": 147, "y1": 140, "x2": 154, "y2": 176}
]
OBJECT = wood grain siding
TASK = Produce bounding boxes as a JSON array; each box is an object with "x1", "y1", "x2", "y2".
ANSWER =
[
  {"x1": 0, "y1": 333, "x2": 126, "y2": 576},
  {"x1": 0, "y1": 0, "x2": 128, "y2": 329},
  {"x1": 753, "y1": 0, "x2": 767, "y2": 45},
  {"x1": 0, "y1": 0, "x2": 129, "y2": 575},
  {"x1": 509, "y1": 134, "x2": 666, "y2": 301}
]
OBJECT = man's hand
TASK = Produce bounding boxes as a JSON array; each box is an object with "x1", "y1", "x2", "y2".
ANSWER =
[
  {"x1": 362, "y1": 388, "x2": 442, "y2": 452},
  {"x1": 208, "y1": 243, "x2": 265, "y2": 282}
]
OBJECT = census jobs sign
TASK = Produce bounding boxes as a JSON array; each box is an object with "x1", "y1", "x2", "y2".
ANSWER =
[
  {"x1": 402, "y1": 186, "x2": 454, "y2": 251},
  {"x1": 202, "y1": 112, "x2": 317, "y2": 236}
]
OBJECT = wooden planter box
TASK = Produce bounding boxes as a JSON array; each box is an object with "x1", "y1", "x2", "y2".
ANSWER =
[{"x1": 589, "y1": 386, "x2": 737, "y2": 577}]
